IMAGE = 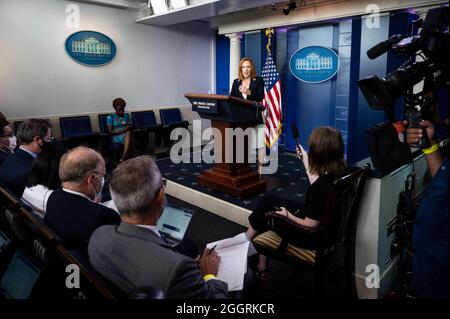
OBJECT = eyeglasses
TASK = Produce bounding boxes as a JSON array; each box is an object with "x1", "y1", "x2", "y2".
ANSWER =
[
  {"x1": 91, "y1": 170, "x2": 106, "y2": 177},
  {"x1": 42, "y1": 136, "x2": 55, "y2": 143}
]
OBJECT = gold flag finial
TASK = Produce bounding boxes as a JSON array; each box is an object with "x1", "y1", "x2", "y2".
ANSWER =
[{"x1": 266, "y1": 27, "x2": 274, "y2": 54}]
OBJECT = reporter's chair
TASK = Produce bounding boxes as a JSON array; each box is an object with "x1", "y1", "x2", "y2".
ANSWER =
[
  {"x1": 0, "y1": 186, "x2": 59, "y2": 268},
  {"x1": 59, "y1": 116, "x2": 100, "y2": 149},
  {"x1": 252, "y1": 164, "x2": 370, "y2": 297},
  {"x1": 131, "y1": 110, "x2": 163, "y2": 155},
  {"x1": 159, "y1": 108, "x2": 189, "y2": 148}
]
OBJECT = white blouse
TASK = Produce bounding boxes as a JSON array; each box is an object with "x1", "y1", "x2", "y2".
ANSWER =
[{"x1": 21, "y1": 184, "x2": 53, "y2": 216}]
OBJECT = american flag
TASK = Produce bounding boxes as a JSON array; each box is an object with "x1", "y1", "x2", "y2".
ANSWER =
[{"x1": 261, "y1": 53, "x2": 282, "y2": 148}]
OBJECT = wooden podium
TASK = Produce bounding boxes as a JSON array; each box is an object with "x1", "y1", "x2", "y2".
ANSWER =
[{"x1": 185, "y1": 93, "x2": 266, "y2": 197}]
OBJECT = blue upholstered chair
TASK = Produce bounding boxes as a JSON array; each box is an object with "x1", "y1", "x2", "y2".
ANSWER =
[
  {"x1": 131, "y1": 111, "x2": 163, "y2": 154},
  {"x1": 59, "y1": 116, "x2": 100, "y2": 149},
  {"x1": 159, "y1": 108, "x2": 189, "y2": 127},
  {"x1": 159, "y1": 108, "x2": 189, "y2": 148}
]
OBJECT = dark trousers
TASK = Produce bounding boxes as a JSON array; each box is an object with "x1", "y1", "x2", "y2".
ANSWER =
[{"x1": 248, "y1": 194, "x2": 316, "y2": 249}]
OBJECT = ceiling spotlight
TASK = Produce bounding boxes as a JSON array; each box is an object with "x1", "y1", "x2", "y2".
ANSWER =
[{"x1": 283, "y1": 1, "x2": 296, "y2": 15}]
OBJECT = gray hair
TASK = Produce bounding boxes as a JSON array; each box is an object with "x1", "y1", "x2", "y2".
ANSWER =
[
  {"x1": 59, "y1": 147, "x2": 103, "y2": 183},
  {"x1": 17, "y1": 119, "x2": 51, "y2": 144},
  {"x1": 109, "y1": 155, "x2": 162, "y2": 216}
]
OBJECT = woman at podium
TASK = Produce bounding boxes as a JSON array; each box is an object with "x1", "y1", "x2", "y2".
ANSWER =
[{"x1": 230, "y1": 57, "x2": 266, "y2": 173}]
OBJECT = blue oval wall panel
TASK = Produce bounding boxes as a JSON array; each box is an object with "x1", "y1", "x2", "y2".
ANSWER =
[
  {"x1": 65, "y1": 31, "x2": 116, "y2": 66},
  {"x1": 289, "y1": 46, "x2": 339, "y2": 83}
]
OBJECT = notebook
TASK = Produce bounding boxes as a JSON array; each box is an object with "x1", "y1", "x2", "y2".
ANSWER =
[
  {"x1": 157, "y1": 206, "x2": 193, "y2": 247},
  {"x1": 0, "y1": 251, "x2": 42, "y2": 299}
]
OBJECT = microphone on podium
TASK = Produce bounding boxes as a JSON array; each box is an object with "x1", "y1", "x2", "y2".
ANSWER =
[{"x1": 291, "y1": 123, "x2": 303, "y2": 160}]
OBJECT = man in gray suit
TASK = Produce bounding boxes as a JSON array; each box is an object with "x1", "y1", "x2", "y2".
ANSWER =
[{"x1": 88, "y1": 155, "x2": 228, "y2": 299}]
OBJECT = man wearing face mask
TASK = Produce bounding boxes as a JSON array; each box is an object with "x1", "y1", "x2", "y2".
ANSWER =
[
  {"x1": 0, "y1": 118, "x2": 51, "y2": 196},
  {"x1": 0, "y1": 118, "x2": 16, "y2": 166},
  {"x1": 44, "y1": 147, "x2": 120, "y2": 253}
]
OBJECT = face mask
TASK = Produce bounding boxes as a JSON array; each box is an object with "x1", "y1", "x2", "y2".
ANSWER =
[
  {"x1": 162, "y1": 193, "x2": 168, "y2": 210},
  {"x1": 91, "y1": 175, "x2": 105, "y2": 201},
  {"x1": 7, "y1": 135, "x2": 17, "y2": 152},
  {"x1": 97, "y1": 176, "x2": 105, "y2": 198}
]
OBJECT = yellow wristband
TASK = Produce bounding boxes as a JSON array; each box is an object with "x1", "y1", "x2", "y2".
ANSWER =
[
  {"x1": 422, "y1": 143, "x2": 439, "y2": 155},
  {"x1": 203, "y1": 274, "x2": 216, "y2": 281}
]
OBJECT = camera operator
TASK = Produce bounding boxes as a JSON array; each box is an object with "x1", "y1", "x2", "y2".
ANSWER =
[{"x1": 405, "y1": 111, "x2": 448, "y2": 299}]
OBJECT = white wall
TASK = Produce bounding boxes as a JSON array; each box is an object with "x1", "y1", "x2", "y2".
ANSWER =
[{"x1": 0, "y1": 0, "x2": 212, "y2": 119}]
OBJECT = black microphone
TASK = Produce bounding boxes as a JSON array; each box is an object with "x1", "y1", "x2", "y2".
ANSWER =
[
  {"x1": 291, "y1": 123, "x2": 303, "y2": 159},
  {"x1": 367, "y1": 34, "x2": 407, "y2": 60}
]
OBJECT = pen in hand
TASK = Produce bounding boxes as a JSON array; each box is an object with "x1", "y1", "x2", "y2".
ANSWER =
[{"x1": 209, "y1": 245, "x2": 217, "y2": 254}]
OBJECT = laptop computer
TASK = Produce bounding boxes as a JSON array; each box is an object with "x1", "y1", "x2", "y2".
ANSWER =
[
  {"x1": 0, "y1": 250, "x2": 42, "y2": 299},
  {"x1": 157, "y1": 206, "x2": 193, "y2": 247}
]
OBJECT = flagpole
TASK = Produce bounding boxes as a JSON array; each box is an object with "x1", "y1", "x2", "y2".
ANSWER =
[
  {"x1": 265, "y1": 27, "x2": 274, "y2": 55},
  {"x1": 260, "y1": 28, "x2": 274, "y2": 179}
]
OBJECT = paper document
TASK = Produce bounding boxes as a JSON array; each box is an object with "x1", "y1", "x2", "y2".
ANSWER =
[{"x1": 206, "y1": 232, "x2": 251, "y2": 291}]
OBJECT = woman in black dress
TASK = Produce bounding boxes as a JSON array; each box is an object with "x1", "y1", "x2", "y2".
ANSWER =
[{"x1": 246, "y1": 126, "x2": 347, "y2": 276}]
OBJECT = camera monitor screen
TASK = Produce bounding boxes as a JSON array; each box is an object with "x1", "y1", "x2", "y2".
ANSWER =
[{"x1": 0, "y1": 251, "x2": 42, "y2": 299}]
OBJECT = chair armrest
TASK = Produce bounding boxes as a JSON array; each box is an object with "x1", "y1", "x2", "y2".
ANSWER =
[{"x1": 264, "y1": 211, "x2": 319, "y2": 234}]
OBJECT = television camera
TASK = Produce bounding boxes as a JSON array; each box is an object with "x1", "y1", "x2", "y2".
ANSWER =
[{"x1": 358, "y1": 6, "x2": 449, "y2": 148}]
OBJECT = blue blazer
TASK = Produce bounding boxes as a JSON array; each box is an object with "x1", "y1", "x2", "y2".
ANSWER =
[
  {"x1": 0, "y1": 148, "x2": 35, "y2": 197},
  {"x1": 44, "y1": 189, "x2": 120, "y2": 252}
]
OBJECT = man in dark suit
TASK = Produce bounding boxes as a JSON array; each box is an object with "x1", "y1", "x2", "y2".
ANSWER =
[
  {"x1": 88, "y1": 156, "x2": 228, "y2": 299},
  {"x1": 0, "y1": 119, "x2": 52, "y2": 196},
  {"x1": 44, "y1": 147, "x2": 120, "y2": 252}
]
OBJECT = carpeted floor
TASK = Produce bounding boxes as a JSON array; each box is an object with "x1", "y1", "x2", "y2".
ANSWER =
[{"x1": 158, "y1": 152, "x2": 311, "y2": 210}]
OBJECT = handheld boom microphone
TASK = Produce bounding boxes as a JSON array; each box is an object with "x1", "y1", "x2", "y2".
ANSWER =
[{"x1": 291, "y1": 123, "x2": 303, "y2": 159}]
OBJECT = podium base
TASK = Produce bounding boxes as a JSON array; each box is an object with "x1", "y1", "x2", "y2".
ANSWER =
[{"x1": 198, "y1": 168, "x2": 267, "y2": 198}]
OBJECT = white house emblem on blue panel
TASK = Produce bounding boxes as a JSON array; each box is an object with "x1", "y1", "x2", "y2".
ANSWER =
[{"x1": 289, "y1": 46, "x2": 339, "y2": 83}]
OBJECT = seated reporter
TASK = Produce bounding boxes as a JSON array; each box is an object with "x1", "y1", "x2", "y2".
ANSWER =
[
  {"x1": 22, "y1": 142, "x2": 67, "y2": 216},
  {"x1": 245, "y1": 127, "x2": 347, "y2": 276},
  {"x1": 44, "y1": 147, "x2": 120, "y2": 252},
  {"x1": 107, "y1": 97, "x2": 133, "y2": 162},
  {"x1": 88, "y1": 156, "x2": 228, "y2": 299},
  {"x1": 0, "y1": 119, "x2": 52, "y2": 197}
]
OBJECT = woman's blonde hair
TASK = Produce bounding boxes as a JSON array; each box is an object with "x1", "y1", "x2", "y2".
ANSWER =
[
  {"x1": 308, "y1": 126, "x2": 346, "y2": 177},
  {"x1": 238, "y1": 57, "x2": 257, "y2": 81}
]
